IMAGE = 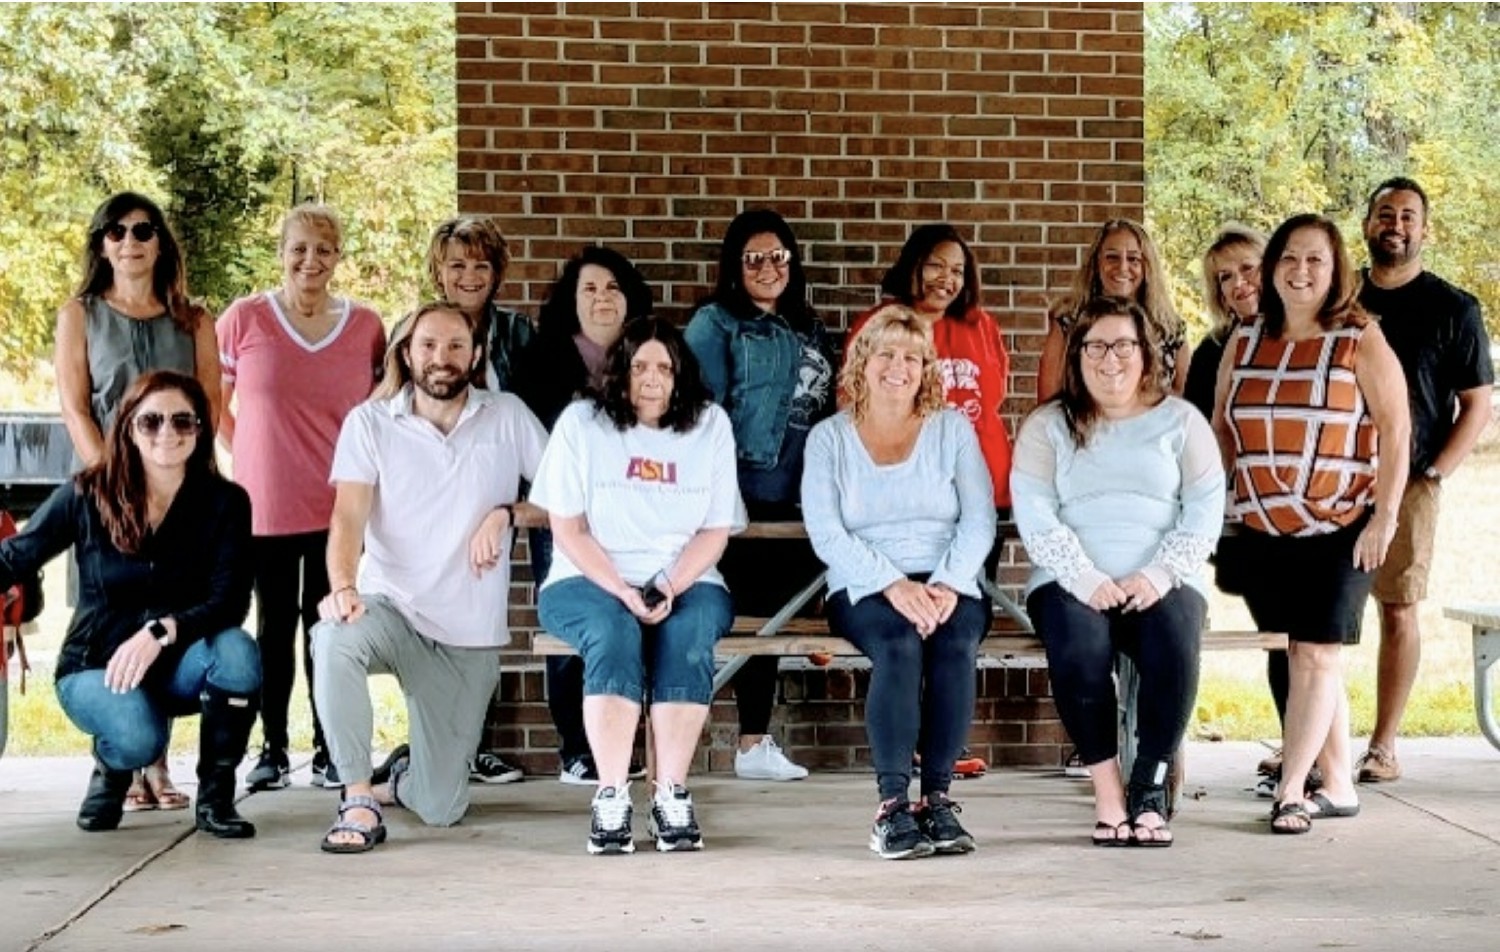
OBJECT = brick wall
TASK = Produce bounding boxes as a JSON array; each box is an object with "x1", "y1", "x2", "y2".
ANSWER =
[{"x1": 457, "y1": 1, "x2": 1144, "y2": 773}]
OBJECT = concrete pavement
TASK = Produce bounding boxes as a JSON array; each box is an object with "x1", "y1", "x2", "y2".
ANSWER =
[{"x1": 3, "y1": 738, "x2": 1499, "y2": 952}]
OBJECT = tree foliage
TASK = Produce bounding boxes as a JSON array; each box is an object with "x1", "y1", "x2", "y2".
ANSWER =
[
  {"x1": 1146, "y1": 2, "x2": 1500, "y2": 339},
  {"x1": 0, "y1": 2, "x2": 455, "y2": 378}
]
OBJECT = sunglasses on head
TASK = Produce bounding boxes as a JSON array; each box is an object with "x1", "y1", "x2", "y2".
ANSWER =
[
  {"x1": 742, "y1": 248, "x2": 793, "y2": 270},
  {"x1": 133, "y1": 411, "x2": 200, "y2": 437},
  {"x1": 103, "y1": 221, "x2": 158, "y2": 243}
]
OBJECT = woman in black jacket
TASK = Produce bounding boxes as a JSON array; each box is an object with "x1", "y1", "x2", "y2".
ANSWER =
[{"x1": 0, "y1": 371, "x2": 260, "y2": 837}]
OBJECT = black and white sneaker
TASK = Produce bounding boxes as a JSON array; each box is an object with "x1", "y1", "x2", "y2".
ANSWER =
[
  {"x1": 245, "y1": 746, "x2": 289, "y2": 792},
  {"x1": 915, "y1": 793, "x2": 976, "y2": 853},
  {"x1": 648, "y1": 782, "x2": 703, "y2": 852},
  {"x1": 870, "y1": 798, "x2": 935, "y2": 860},
  {"x1": 561, "y1": 755, "x2": 648, "y2": 786},
  {"x1": 310, "y1": 751, "x2": 342, "y2": 789},
  {"x1": 470, "y1": 751, "x2": 524, "y2": 784},
  {"x1": 588, "y1": 784, "x2": 635, "y2": 855}
]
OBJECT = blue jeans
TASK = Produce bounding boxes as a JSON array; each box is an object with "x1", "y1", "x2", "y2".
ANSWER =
[
  {"x1": 538, "y1": 576, "x2": 732, "y2": 705},
  {"x1": 55, "y1": 628, "x2": 261, "y2": 771},
  {"x1": 827, "y1": 581, "x2": 991, "y2": 801}
]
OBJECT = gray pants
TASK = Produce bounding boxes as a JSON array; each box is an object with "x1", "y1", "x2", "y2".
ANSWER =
[{"x1": 311, "y1": 595, "x2": 500, "y2": 827}]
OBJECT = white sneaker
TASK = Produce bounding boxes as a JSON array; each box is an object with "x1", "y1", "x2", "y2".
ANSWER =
[{"x1": 734, "y1": 736, "x2": 809, "y2": 781}]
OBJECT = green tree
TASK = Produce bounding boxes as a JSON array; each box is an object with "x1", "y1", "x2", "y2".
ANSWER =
[
  {"x1": 0, "y1": 2, "x2": 456, "y2": 379},
  {"x1": 1146, "y1": 2, "x2": 1500, "y2": 338}
]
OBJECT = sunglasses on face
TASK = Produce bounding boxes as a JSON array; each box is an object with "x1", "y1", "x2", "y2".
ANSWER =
[
  {"x1": 104, "y1": 221, "x2": 159, "y2": 243},
  {"x1": 742, "y1": 248, "x2": 793, "y2": 270},
  {"x1": 133, "y1": 412, "x2": 201, "y2": 437}
]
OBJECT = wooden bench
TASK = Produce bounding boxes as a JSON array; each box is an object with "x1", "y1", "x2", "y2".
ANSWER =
[{"x1": 1441, "y1": 604, "x2": 1500, "y2": 753}]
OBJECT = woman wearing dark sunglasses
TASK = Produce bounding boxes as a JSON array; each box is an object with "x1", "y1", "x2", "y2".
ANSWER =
[
  {"x1": 52, "y1": 191, "x2": 223, "y2": 814},
  {"x1": 0, "y1": 371, "x2": 260, "y2": 838}
]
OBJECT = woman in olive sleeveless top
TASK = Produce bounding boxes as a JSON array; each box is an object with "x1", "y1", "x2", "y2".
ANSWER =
[{"x1": 53, "y1": 192, "x2": 222, "y2": 814}]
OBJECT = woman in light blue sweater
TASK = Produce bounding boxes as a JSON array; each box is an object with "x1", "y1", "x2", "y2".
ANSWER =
[
  {"x1": 802, "y1": 305, "x2": 996, "y2": 860},
  {"x1": 1011, "y1": 297, "x2": 1225, "y2": 848}
]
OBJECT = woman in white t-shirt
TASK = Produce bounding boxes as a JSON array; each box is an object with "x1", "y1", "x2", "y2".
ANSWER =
[{"x1": 531, "y1": 317, "x2": 745, "y2": 856}]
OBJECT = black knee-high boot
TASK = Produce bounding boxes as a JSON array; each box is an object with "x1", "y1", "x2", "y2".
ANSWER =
[
  {"x1": 77, "y1": 755, "x2": 134, "y2": 832},
  {"x1": 195, "y1": 685, "x2": 258, "y2": 839}
]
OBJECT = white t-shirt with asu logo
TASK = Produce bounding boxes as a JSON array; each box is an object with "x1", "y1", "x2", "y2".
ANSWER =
[{"x1": 530, "y1": 400, "x2": 747, "y2": 591}]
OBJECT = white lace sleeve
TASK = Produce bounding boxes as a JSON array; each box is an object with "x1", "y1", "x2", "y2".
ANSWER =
[
  {"x1": 1147, "y1": 531, "x2": 1216, "y2": 589},
  {"x1": 1146, "y1": 405, "x2": 1227, "y2": 588}
]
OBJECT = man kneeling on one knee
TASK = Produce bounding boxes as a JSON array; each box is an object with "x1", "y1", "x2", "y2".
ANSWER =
[{"x1": 312, "y1": 301, "x2": 547, "y2": 853}]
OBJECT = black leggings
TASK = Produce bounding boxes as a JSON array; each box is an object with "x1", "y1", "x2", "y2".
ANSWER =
[
  {"x1": 1028, "y1": 582, "x2": 1204, "y2": 784},
  {"x1": 828, "y1": 584, "x2": 990, "y2": 802},
  {"x1": 251, "y1": 531, "x2": 330, "y2": 753}
]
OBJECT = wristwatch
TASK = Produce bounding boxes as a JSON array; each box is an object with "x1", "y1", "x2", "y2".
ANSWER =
[
  {"x1": 1424, "y1": 465, "x2": 1443, "y2": 484},
  {"x1": 148, "y1": 618, "x2": 173, "y2": 648}
]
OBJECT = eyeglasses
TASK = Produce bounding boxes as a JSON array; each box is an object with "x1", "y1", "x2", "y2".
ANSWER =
[
  {"x1": 133, "y1": 412, "x2": 201, "y2": 437},
  {"x1": 742, "y1": 248, "x2": 793, "y2": 271},
  {"x1": 104, "y1": 221, "x2": 158, "y2": 243},
  {"x1": 1080, "y1": 338, "x2": 1141, "y2": 361}
]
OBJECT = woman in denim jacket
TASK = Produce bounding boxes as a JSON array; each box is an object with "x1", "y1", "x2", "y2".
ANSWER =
[{"x1": 684, "y1": 209, "x2": 836, "y2": 781}]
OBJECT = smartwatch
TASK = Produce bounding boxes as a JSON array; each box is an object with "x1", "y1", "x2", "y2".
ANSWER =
[{"x1": 148, "y1": 619, "x2": 172, "y2": 648}]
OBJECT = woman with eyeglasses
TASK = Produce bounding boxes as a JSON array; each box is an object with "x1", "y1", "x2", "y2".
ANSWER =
[
  {"x1": 683, "y1": 208, "x2": 836, "y2": 783},
  {"x1": 54, "y1": 191, "x2": 223, "y2": 815},
  {"x1": 216, "y1": 203, "x2": 386, "y2": 793},
  {"x1": 1011, "y1": 297, "x2": 1225, "y2": 847},
  {"x1": 1037, "y1": 219, "x2": 1189, "y2": 403},
  {"x1": 0, "y1": 371, "x2": 259, "y2": 838}
]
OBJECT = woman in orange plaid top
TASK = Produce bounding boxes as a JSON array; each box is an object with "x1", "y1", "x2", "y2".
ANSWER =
[{"x1": 1212, "y1": 214, "x2": 1410, "y2": 835}]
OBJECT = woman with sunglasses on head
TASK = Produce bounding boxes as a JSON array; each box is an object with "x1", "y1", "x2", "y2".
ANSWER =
[
  {"x1": 53, "y1": 191, "x2": 223, "y2": 815},
  {"x1": 216, "y1": 203, "x2": 386, "y2": 793},
  {"x1": 1037, "y1": 218, "x2": 1189, "y2": 403},
  {"x1": 0, "y1": 371, "x2": 259, "y2": 837},
  {"x1": 1012, "y1": 297, "x2": 1224, "y2": 847},
  {"x1": 683, "y1": 209, "x2": 836, "y2": 783}
]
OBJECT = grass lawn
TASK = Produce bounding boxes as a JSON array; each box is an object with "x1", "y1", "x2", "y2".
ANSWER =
[{"x1": 7, "y1": 419, "x2": 1499, "y2": 757}]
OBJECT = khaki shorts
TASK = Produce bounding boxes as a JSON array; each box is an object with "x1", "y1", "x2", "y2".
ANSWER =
[{"x1": 1372, "y1": 475, "x2": 1442, "y2": 604}]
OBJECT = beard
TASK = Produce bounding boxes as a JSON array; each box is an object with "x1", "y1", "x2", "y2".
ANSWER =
[
  {"x1": 413, "y1": 364, "x2": 468, "y2": 400},
  {"x1": 1367, "y1": 232, "x2": 1419, "y2": 268}
]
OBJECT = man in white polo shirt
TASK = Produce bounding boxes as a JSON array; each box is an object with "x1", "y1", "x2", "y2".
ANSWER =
[{"x1": 311, "y1": 301, "x2": 547, "y2": 853}]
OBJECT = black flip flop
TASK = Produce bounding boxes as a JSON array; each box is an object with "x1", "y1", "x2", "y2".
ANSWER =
[{"x1": 1306, "y1": 792, "x2": 1361, "y2": 819}]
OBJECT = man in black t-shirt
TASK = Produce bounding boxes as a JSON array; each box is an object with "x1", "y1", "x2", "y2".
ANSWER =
[{"x1": 1355, "y1": 177, "x2": 1493, "y2": 783}]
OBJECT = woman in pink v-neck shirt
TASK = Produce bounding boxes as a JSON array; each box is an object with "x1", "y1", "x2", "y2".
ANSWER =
[{"x1": 215, "y1": 203, "x2": 386, "y2": 792}]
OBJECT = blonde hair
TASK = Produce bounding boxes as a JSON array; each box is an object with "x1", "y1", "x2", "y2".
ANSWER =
[
  {"x1": 840, "y1": 304, "x2": 946, "y2": 423},
  {"x1": 279, "y1": 203, "x2": 343, "y2": 251},
  {"x1": 1200, "y1": 223, "x2": 1267, "y2": 337}
]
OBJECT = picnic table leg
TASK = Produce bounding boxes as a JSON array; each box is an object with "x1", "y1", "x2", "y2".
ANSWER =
[
  {"x1": 710, "y1": 571, "x2": 827, "y2": 695},
  {"x1": 1473, "y1": 624, "x2": 1500, "y2": 754}
]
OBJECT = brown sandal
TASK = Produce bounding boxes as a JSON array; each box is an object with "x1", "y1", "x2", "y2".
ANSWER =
[{"x1": 144, "y1": 763, "x2": 191, "y2": 811}]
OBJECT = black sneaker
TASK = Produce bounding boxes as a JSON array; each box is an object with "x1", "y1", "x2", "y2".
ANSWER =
[
  {"x1": 470, "y1": 751, "x2": 524, "y2": 784},
  {"x1": 561, "y1": 755, "x2": 647, "y2": 786},
  {"x1": 587, "y1": 784, "x2": 635, "y2": 855},
  {"x1": 870, "y1": 798, "x2": 935, "y2": 860},
  {"x1": 916, "y1": 794, "x2": 976, "y2": 853},
  {"x1": 245, "y1": 746, "x2": 289, "y2": 792},
  {"x1": 648, "y1": 782, "x2": 703, "y2": 852},
  {"x1": 310, "y1": 751, "x2": 342, "y2": 789}
]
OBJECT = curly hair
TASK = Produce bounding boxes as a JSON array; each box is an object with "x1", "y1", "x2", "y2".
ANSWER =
[
  {"x1": 1054, "y1": 296, "x2": 1165, "y2": 448},
  {"x1": 839, "y1": 304, "x2": 946, "y2": 424},
  {"x1": 1259, "y1": 213, "x2": 1368, "y2": 339},
  {"x1": 75, "y1": 370, "x2": 219, "y2": 554},
  {"x1": 593, "y1": 317, "x2": 710, "y2": 433}
]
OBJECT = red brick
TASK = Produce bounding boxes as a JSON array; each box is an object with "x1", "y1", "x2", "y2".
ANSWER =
[
  {"x1": 526, "y1": 16, "x2": 596, "y2": 39},
  {"x1": 739, "y1": 23, "x2": 808, "y2": 44},
  {"x1": 979, "y1": 7, "x2": 1045, "y2": 29},
  {"x1": 456, "y1": 13, "x2": 523, "y2": 38},
  {"x1": 876, "y1": 70, "x2": 942, "y2": 92},
  {"x1": 599, "y1": 64, "x2": 666, "y2": 85},
  {"x1": 1046, "y1": 97, "x2": 1112, "y2": 118},
  {"x1": 1048, "y1": 139, "x2": 1112, "y2": 161},
  {"x1": 562, "y1": 130, "x2": 630, "y2": 152},
  {"x1": 1012, "y1": 29, "x2": 1077, "y2": 51},
  {"x1": 488, "y1": 37, "x2": 559, "y2": 59},
  {"x1": 598, "y1": 19, "x2": 667, "y2": 41},
  {"x1": 667, "y1": 66, "x2": 737, "y2": 87},
  {"x1": 778, "y1": 46, "x2": 842, "y2": 69},
  {"x1": 707, "y1": 44, "x2": 774, "y2": 66},
  {"x1": 666, "y1": 111, "x2": 735, "y2": 132},
  {"x1": 560, "y1": 40, "x2": 629, "y2": 62},
  {"x1": 526, "y1": 61, "x2": 594, "y2": 83},
  {"x1": 527, "y1": 107, "x2": 598, "y2": 129},
  {"x1": 1048, "y1": 9, "x2": 1115, "y2": 32},
  {"x1": 914, "y1": 4, "x2": 979, "y2": 27},
  {"x1": 1016, "y1": 74, "x2": 1078, "y2": 96},
  {"x1": 565, "y1": 86, "x2": 630, "y2": 107},
  {"x1": 668, "y1": 20, "x2": 735, "y2": 42}
]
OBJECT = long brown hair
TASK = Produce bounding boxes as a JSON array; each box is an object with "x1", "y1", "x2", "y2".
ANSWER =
[
  {"x1": 1054, "y1": 296, "x2": 1164, "y2": 448},
  {"x1": 75, "y1": 371, "x2": 218, "y2": 554},
  {"x1": 75, "y1": 192, "x2": 205, "y2": 336},
  {"x1": 373, "y1": 301, "x2": 482, "y2": 401},
  {"x1": 1259, "y1": 213, "x2": 1367, "y2": 339}
]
